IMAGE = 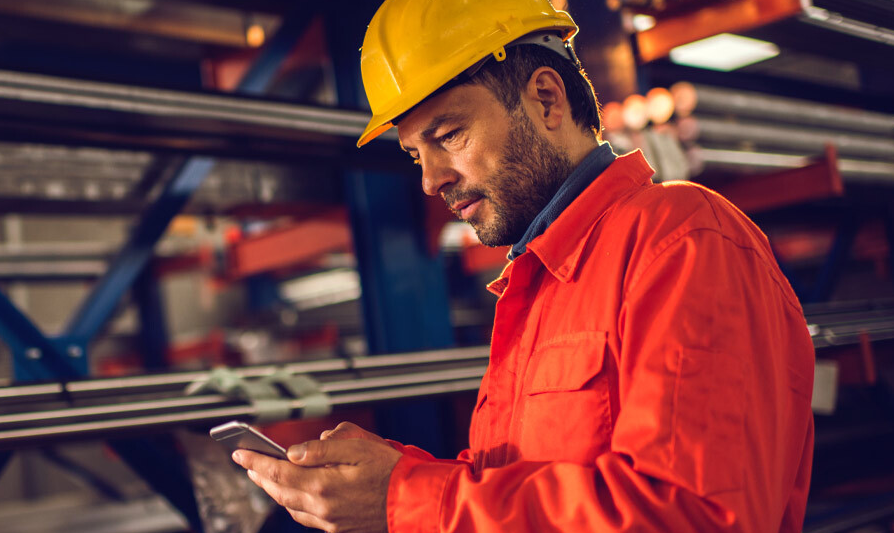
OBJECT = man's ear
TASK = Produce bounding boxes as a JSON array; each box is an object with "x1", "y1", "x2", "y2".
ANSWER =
[{"x1": 524, "y1": 66, "x2": 567, "y2": 131}]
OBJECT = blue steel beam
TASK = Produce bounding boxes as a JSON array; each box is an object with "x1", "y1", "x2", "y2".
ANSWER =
[
  {"x1": 64, "y1": 157, "x2": 215, "y2": 342},
  {"x1": 326, "y1": 3, "x2": 457, "y2": 458},
  {"x1": 87, "y1": 11, "x2": 319, "y2": 533},
  {"x1": 0, "y1": 291, "x2": 86, "y2": 380},
  {"x1": 63, "y1": 9, "x2": 317, "y2": 344}
]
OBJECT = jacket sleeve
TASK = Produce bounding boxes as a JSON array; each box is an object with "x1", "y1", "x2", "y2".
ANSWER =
[
  {"x1": 387, "y1": 440, "x2": 474, "y2": 465},
  {"x1": 386, "y1": 229, "x2": 814, "y2": 532}
]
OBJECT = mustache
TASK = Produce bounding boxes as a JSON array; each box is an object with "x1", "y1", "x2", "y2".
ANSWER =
[{"x1": 443, "y1": 189, "x2": 487, "y2": 212}]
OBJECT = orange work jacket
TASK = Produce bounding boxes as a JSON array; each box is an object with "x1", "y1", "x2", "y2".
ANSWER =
[{"x1": 386, "y1": 150, "x2": 815, "y2": 532}]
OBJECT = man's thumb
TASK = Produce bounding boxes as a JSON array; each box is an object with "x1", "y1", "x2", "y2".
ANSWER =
[{"x1": 288, "y1": 439, "x2": 359, "y2": 466}]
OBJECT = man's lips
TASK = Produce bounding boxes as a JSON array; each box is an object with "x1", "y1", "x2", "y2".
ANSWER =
[{"x1": 451, "y1": 197, "x2": 484, "y2": 220}]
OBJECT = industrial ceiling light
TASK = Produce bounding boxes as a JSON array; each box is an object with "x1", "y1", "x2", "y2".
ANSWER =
[
  {"x1": 632, "y1": 14, "x2": 656, "y2": 32},
  {"x1": 245, "y1": 22, "x2": 266, "y2": 47},
  {"x1": 669, "y1": 33, "x2": 780, "y2": 72}
]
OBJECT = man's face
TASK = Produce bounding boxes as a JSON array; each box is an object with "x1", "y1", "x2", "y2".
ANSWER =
[{"x1": 397, "y1": 83, "x2": 573, "y2": 247}]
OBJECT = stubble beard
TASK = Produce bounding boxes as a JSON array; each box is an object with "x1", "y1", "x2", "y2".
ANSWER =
[{"x1": 467, "y1": 111, "x2": 574, "y2": 247}]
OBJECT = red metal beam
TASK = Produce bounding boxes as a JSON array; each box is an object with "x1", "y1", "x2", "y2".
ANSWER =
[
  {"x1": 715, "y1": 145, "x2": 843, "y2": 214},
  {"x1": 770, "y1": 221, "x2": 889, "y2": 265},
  {"x1": 226, "y1": 209, "x2": 352, "y2": 280},
  {"x1": 636, "y1": 0, "x2": 802, "y2": 62}
]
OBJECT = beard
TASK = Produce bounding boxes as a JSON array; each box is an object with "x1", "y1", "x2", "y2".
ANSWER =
[{"x1": 444, "y1": 111, "x2": 574, "y2": 247}]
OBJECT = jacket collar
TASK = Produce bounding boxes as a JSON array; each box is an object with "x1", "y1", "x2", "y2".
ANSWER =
[{"x1": 487, "y1": 150, "x2": 654, "y2": 295}]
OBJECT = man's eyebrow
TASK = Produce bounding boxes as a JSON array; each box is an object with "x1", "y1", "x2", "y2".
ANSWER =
[{"x1": 402, "y1": 112, "x2": 466, "y2": 153}]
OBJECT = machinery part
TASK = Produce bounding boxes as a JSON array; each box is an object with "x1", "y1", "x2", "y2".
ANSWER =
[{"x1": 357, "y1": 0, "x2": 578, "y2": 147}]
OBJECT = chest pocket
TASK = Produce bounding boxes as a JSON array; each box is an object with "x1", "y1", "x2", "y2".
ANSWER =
[{"x1": 517, "y1": 331, "x2": 612, "y2": 464}]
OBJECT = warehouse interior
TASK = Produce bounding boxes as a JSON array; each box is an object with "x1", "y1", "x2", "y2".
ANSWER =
[{"x1": 0, "y1": 0, "x2": 892, "y2": 531}]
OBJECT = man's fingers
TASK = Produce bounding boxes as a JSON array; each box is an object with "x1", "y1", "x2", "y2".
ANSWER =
[
  {"x1": 320, "y1": 421, "x2": 384, "y2": 443},
  {"x1": 286, "y1": 508, "x2": 333, "y2": 533},
  {"x1": 233, "y1": 450, "x2": 282, "y2": 479},
  {"x1": 320, "y1": 421, "x2": 364, "y2": 441},
  {"x1": 233, "y1": 450, "x2": 318, "y2": 501},
  {"x1": 245, "y1": 468, "x2": 311, "y2": 511},
  {"x1": 288, "y1": 438, "x2": 376, "y2": 467}
]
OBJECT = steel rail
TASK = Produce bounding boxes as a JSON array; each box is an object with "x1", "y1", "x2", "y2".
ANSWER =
[
  {"x1": 688, "y1": 147, "x2": 894, "y2": 182},
  {"x1": 799, "y1": 0, "x2": 894, "y2": 47},
  {"x1": 0, "y1": 378, "x2": 484, "y2": 448},
  {"x1": 679, "y1": 116, "x2": 894, "y2": 160},
  {"x1": 0, "y1": 345, "x2": 490, "y2": 404},
  {"x1": 688, "y1": 84, "x2": 894, "y2": 136},
  {"x1": 0, "y1": 69, "x2": 399, "y2": 141},
  {"x1": 0, "y1": 365, "x2": 488, "y2": 427}
]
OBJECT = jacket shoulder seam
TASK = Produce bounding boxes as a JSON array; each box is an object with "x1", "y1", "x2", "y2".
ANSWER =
[{"x1": 624, "y1": 227, "x2": 803, "y2": 314}]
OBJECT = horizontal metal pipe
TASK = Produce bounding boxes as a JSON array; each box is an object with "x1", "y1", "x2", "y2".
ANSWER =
[
  {"x1": 0, "y1": 69, "x2": 399, "y2": 141},
  {"x1": 689, "y1": 84, "x2": 894, "y2": 136},
  {"x1": 688, "y1": 147, "x2": 894, "y2": 182},
  {"x1": 0, "y1": 345, "x2": 490, "y2": 403},
  {"x1": 0, "y1": 378, "x2": 483, "y2": 448},
  {"x1": 0, "y1": 365, "x2": 487, "y2": 428},
  {"x1": 0, "y1": 260, "x2": 107, "y2": 279},
  {"x1": 800, "y1": 1, "x2": 894, "y2": 47},
  {"x1": 679, "y1": 116, "x2": 894, "y2": 160}
]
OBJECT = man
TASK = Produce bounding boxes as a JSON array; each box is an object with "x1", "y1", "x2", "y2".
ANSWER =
[{"x1": 233, "y1": 0, "x2": 816, "y2": 531}]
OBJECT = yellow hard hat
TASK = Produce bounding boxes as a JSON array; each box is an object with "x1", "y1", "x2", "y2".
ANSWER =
[{"x1": 357, "y1": 0, "x2": 578, "y2": 148}]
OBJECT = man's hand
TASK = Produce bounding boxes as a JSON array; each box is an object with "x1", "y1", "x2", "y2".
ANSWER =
[
  {"x1": 320, "y1": 422, "x2": 390, "y2": 445},
  {"x1": 232, "y1": 426, "x2": 402, "y2": 533}
]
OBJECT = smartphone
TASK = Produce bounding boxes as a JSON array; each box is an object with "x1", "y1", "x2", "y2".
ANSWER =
[{"x1": 210, "y1": 420, "x2": 289, "y2": 460}]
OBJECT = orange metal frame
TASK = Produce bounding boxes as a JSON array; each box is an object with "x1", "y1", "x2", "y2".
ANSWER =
[{"x1": 636, "y1": 0, "x2": 802, "y2": 62}]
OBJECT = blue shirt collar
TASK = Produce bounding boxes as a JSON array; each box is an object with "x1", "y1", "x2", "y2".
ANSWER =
[{"x1": 508, "y1": 142, "x2": 617, "y2": 260}]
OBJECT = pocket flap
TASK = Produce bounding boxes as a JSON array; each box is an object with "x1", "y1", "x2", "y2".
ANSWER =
[{"x1": 526, "y1": 331, "x2": 608, "y2": 394}]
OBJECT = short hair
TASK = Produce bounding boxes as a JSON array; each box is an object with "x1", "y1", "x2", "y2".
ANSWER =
[{"x1": 468, "y1": 44, "x2": 601, "y2": 137}]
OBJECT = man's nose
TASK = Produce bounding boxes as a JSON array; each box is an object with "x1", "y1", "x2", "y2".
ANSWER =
[{"x1": 420, "y1": 153, "x2": 458, "y2": 196}]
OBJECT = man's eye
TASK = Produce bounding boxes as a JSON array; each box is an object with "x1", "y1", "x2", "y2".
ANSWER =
[{"x1": 440, "y1": 129, "x2": 462, "y2": 144}]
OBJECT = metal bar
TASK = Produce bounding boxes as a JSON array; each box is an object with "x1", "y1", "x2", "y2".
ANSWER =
[
  {"x1": 688, "y1": 147, "x2": 894, "y2": 183},
  {"x1": 0, "y1": 291, "x2": 84, "y2": 381},
  {"x1": 687, "y1": 84, "x2": 894, "y2": 136},
  {"x1": 0, "y1": 345, "x2": 487, "y2": 398},
  {"x1": 0, "y1": 366, "x2": 487, "y2": 427},
  {"x1": 108, "y1": 435, "x2": 205, "y2": 533},
  {"x1": 134, "y1": 265, "x2": 170, "y2": 370},
  {"x1": 0, "y1": 451, "x2": 11, "y2": 475},
  {"x1": 713, "y1": 145, "x2": 843, "y2": 214},
  {"x1": 809, "y1": 212, "x2": 860, "y2": 303},
  {"x1": 800, "y1": 0, "x2": 894, "y2": 47},
  {"x1": 63, "y1": 156, "x2": 215, "y2": 342},
  {"x1": 0, "y1": 69, "x2": 392, "y2": 140},
  {"x1": 0, "y1": 260, "x2": 107, "y2": 280},
  {"x1": 61, "y1": 5, "x2": 327, "y2": 347},
  {"x1": 40, "y1": 448, "x2": 126, "y2": 501},
  {"x1": 0, "y1": 379, "x2": 484, "y2": 447},
  {"x1": 680, "y1": 116, "x2": 894, "y2": 160}
]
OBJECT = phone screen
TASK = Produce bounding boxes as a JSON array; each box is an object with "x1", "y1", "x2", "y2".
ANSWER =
[{"x1": 210, "y1": 420, "x2": 289, "y2": 460}]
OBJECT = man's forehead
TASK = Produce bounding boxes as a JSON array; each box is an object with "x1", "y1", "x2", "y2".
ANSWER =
[{"x1": 397, "y1": 84, "x2": 493, "y2": 145}]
